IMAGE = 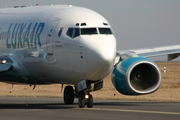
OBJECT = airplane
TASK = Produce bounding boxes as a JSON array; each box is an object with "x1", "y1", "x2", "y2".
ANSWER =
[{"x1": 0, "y1": 4, "x2": 180, "y2": 108}]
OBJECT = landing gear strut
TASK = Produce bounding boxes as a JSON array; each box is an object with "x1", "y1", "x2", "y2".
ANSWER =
[{"x1": 76, "y1": 80, "x2": 95, "y2": 108}]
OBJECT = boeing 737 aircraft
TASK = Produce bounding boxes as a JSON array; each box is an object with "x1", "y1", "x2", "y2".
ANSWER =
[{"x1": 0, "y1": 5, "x2": 180, "y2": 108}]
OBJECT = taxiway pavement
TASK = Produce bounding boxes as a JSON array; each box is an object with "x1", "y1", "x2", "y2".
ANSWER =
[{"x1": 0, "y1": 97, "x2": 179, "y2": 120}]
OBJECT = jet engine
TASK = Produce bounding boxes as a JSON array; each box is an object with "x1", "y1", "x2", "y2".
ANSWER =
[{"x1": 112, "y1": 57, "x2": 162, "y2": 95}]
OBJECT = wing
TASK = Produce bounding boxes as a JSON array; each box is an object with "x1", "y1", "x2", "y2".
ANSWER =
[{"x1": 117, "y1": 45, "x2": 180, "y2": 61}]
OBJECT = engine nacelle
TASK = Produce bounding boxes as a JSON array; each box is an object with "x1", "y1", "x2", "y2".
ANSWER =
[{"x1": 112, "y1": 57, "x2": 162, "y2": 95}]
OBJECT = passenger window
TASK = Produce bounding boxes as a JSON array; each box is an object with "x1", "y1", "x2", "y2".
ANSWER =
[
  {"x1": 81, "y1": 28, "x2": 98, "y2": 35},
  {"x1": 99, "y1": 28, "x2": 112, "y2": 35},
  {"x1": 66, "y1": 28, "x2": 80, "y2": 38}
]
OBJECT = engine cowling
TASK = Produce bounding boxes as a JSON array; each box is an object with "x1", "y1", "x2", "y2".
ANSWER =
[{"x1": 112, "y1": 57, "x2": 162, "y2": 95}]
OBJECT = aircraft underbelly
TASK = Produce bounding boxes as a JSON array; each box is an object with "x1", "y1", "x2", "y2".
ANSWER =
[{"x1": 22, "y1": 58, "x2": 53, "y2": 80}]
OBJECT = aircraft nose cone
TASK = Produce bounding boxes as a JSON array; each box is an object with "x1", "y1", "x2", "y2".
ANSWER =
[
  {"x1": 86, "y1": 37, "x2": 116, "y2": 80},
  {"x1": 87, "y1": 47, "x2": 115, "y2": 68}
]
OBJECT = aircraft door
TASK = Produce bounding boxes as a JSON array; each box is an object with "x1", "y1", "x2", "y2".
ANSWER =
[{"x1": 46, "y1": 20, "x2": 60, "y2": 55}]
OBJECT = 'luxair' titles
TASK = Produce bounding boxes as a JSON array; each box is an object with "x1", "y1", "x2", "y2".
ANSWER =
[{"x1": 2, "y1": 22, "x2": 45, "y2": 49}]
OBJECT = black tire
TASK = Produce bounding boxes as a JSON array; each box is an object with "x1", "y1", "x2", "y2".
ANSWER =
[
  {"x1": 78, "y1": 94, "x2": 86, "y2": 108},
  {"x1": 63, "y1": 86, "x2": 74, "y2": 105},
  {"x1": 87, "y1": 95, "x2": 93, "y2": 108}
]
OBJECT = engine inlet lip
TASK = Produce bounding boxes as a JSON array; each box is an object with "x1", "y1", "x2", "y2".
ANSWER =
[{"x1": 126, "y1": 60, "x2": 162, "y2": 94}]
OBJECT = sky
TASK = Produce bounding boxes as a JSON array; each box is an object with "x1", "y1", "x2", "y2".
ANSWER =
[{"x1": 1, "y1": 0, "x2": 180, "y2": 60}]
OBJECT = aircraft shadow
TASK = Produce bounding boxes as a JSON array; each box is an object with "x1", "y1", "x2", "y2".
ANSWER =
[
  {"x1": 0, "y1": 103, "x2": 76, "y2": 109},
  {"x1": 93, "y1": 101, "x2": 163, "y2": 107},
  {"x1": 0, "y1": 102, "x2": 147, "y2": 109}
]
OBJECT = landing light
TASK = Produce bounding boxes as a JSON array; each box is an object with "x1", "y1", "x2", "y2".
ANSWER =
[
  {"x1": 85, "y1": 94, "x2": 89, "y2": 99},
  {"x1": 1, "y1": 60, "x2": 6, "y2": 64}
]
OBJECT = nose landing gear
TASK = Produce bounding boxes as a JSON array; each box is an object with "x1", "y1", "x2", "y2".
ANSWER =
[
  {"x1": 63, "y1": 80, "x2": 103, "y2": 108},
  {"x1": 75, "y1": 80, "x2": 94, "y2": 108},
  {"x1": 78, "y1": 91, "x2": 93, "y2": 108}
]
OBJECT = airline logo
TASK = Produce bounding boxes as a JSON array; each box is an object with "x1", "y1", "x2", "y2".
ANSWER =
[{"x1": 2, "y1": 22, "x2": 45, "y2": 49}]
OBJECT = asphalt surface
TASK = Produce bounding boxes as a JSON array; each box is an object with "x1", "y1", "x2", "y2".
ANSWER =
[{"x1": 0, "y1": 97, "x2": 180, "y2": 120}]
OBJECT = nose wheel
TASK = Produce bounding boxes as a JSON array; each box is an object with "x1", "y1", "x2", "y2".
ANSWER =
[
  {"x1": 86, "y1": 94, "x2": 93, "y2": 108},
  {"x1": 78, "y1": 92, "x2": 93, "y2": 108}
]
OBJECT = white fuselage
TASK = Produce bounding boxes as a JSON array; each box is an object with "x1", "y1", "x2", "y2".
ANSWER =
[{"x1": 0, "y1": 5, "x2": 117, "y2": 84}]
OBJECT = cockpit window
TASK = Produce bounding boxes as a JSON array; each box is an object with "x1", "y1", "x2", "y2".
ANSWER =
[
  {"x1": 66, "y1": 28, "x2": 80, "y2": 38},
  {"x1": 81, "y1": 28, "x2": 98, "y2": 35},
  {"x1": 74, "y1": 28, "x2": 80, "y2": 38},
  {"x1": 99, "y1": 28, "x2": 112, "y2": 34},
  {"x1": 67, "y1": 28, "x2": 73, "y2": 37},
  {"x1": 67, "y1": 27, "x2": 112, "y2": 38}
]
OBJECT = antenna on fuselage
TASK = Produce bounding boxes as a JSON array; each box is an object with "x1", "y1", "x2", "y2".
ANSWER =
[{"x1": 28, "y1": 0, "x2": 32, "y2": 7}]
